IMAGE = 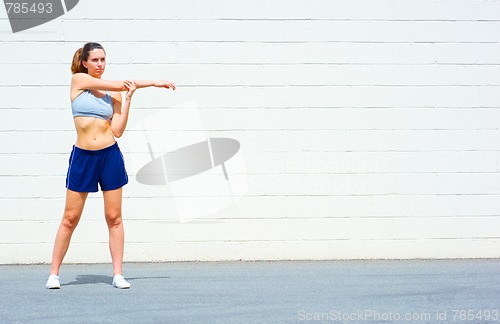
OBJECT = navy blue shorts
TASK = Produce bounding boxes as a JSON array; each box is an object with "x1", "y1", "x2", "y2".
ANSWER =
[{"x1": 65, "y1": 142, "x2": 128, "y2": 192}]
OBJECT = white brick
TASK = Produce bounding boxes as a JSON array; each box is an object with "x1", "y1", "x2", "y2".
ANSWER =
[
  {"x1": 3, "y1": 216, "x2": 499, "y2": 245},
  {"x1": 2, "y1": 0, "x2": 500, "y2": 263},
  {"x1": 203, "y1": 195, "x2": 500, "y2": 219},
  {"x1": 245, "y1": 151, "x2": 500, "y2": 174},
  {"x1": 123, "y1": 217, "x2": 500, "y2": 242},
  {"x1": 57, "y1": 19, "x2": 500, "y2": 43},
  {"x1": 0, "y1": 131, "x2": 75, "y2": 154},
  {"x1": 0, "y1": 108, "x2": 72, "y2": 131},
  {"x1": 200, "y1": 129, "x2": 500, "y2": 152},
  {"x1": 0, "y1": 20, "x2": 63, "y2": 41},
  {"x1": 0, "y1": 42, "x2": 468, "y2": 65},
  {"x1": 0, "y1": 87, "x2": 68, "y2": 109},
  {"x1": 106, "y1": 64, "x2": 500, "y2": 87},
  {"x1": 194, "y1": 107, "x2": 500, "y2": 131},
  {"x1": 435, "y1": 43, "x2": 500, "y2": 64},
  {"x1": 244, "y1": 173, "x2": 500, "y2": 196},
  {"x1": 64, "y1": 0, "x2": 500, "y2": 21},
  {"x1": 0, "y1": 153, "x2": 68, "y2": 176},
  {"x1": 1, "y1": 239, "x2": 500, "y2": 264},
  {"x1": 0, "y1": 64, "x2": 67, "y2": 86}
]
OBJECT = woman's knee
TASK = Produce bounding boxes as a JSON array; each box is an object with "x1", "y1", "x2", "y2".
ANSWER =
[
  {"x1": 105, "y1": 210, "x2": 122, "y2": 227},
  {"x1": 61, "y1": 211, "x2": 81, "y2": 230}
]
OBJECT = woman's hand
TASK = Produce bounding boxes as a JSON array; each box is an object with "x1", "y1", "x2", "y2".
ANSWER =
[
  {"x1": 124, "y1": 80, "x2": 138, "y2": 100},
  {"x1": 154, "y1": 80, "x2": 176, "y2": 90}
]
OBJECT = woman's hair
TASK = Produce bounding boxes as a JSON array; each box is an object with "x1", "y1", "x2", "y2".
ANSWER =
[{"x1": 71, "y1": 42, "x2": 105, "y2": 74}]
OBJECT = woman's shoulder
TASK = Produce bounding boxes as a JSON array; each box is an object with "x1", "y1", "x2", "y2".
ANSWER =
[{"x1": 71, "y1": 72, "x2": 90, "y2": 83}]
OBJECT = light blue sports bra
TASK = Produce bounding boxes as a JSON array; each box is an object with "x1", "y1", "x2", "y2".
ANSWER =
[{"x1": 71, "y1": 90, "x2": 114, "y2": 122}]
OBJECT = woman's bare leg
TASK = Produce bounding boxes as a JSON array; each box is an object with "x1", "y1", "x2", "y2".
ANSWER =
[
  {"x1": 103, "y1": 188, "x2": 125, "y2": 275},
  {"x1": 50, "y1": 189, "x2": 88, "y2": 275}
]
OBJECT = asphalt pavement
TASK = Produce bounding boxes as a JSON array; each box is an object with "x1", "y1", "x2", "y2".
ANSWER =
[{"x1": 0, "y1": 259, "x2": 499, "y2": 323}]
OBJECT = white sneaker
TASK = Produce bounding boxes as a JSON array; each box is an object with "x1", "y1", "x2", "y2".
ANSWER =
[
  {"x1": 46, "y1": 274, "x2": 60, "y2": 289},
  {"x1": 112, "y1": 274, "x2": 130, "y2": 289}
]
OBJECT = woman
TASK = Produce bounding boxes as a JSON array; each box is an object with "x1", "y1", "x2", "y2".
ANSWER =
[{"x1": 46, "y1": 42, "x2": 175, "y2": 289}]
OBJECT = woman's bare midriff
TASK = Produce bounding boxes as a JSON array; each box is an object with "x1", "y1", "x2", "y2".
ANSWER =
[{"x1": 73, "y1": 116, "x2": 115, "y2": 150}]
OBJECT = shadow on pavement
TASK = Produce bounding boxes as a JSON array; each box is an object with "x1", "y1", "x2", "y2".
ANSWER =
[
  {"x1": 62, "y1": 275, "x2": 113, "y2": 286},
  {"x1": 61, "y1": 274, "x2": 171, "y2": 286}
]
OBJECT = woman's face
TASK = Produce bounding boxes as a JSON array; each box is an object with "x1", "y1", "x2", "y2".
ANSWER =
[{"x1": 82, "y1": 49, "x2": 106, "y2": 78}]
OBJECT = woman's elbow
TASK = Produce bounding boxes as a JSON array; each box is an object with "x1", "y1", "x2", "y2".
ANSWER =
[{"x1": 111, "y1": 127, "x2": 124, "y2": 138}]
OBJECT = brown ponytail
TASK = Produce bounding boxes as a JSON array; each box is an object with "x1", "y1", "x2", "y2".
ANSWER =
[
  {"x1": 70, "y1": 42, "x2": 105, "y2": 74},
  {"x1": 71, "y1": 48, "x2": 84, "y2": 74}
]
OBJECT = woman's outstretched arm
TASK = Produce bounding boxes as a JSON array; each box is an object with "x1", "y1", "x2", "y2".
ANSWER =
[
  {"x1": 135, "y1": 80, "x2": 176, "y2": 90},
  {"x1": 72, "y1": 73, "x2": 127, "y2": 92},
  {"x1": 72, "y1": 74, "x2": 176, "y2": 92}
]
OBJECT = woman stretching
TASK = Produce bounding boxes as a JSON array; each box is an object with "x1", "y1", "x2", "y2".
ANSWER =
[{"x1": 46, "y1": 42, "x2": 175, "y2": 289}]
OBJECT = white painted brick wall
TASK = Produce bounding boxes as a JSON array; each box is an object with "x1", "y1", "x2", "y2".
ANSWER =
[{"x1": 1, "y1": 0, "x2": 500, "y2": 264}]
